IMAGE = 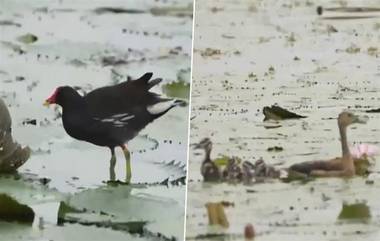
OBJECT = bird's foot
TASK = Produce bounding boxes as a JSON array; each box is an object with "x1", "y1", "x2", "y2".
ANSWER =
[{"x1": 106, "y1": 179, "x2": 131, "y2": 186}]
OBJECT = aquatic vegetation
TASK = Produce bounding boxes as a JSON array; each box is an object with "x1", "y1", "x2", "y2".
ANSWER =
[
  {"x1": 205, "y1": 202, "x2": 229, "y2": 228},
  {"x1": 16, "y1": 33, "x2": 38, "y2": 44},
  {"x1": 200, "y1": 48, "x2": 222, "y2": 57},
  {"x1": 162, "y1": 80, "x2": 190, "y2": 99},
  {"x1": 93, "y1": 7, "x2": 145, "y2": 15},
  {"x1": 338, "y1": 202, "x2": 371, "y2": 220},
  {"x1": 150, "y1": 4, "x2": 193, "y2": 18},
  {"x1": 0, "y1": 194, "x2": 34, "y2": 223}
]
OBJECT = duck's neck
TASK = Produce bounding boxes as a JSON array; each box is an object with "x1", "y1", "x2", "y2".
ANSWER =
[
  {"x1": 339, "y1": 124, "x2": 350, "y2": 159},
  {"x1": 204, "y1": 147, "x2": 212, "y2": 162}
]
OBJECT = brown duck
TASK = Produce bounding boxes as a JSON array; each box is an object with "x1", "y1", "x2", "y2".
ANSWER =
[
  {"x1": 193, "y1": 138, "x2": 221, "y2": 182},
  {"x1": 289, "y1": 111, "x2": 368, "y2": 177}
]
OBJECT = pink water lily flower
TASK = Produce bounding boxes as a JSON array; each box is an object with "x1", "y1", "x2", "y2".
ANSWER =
[{"x1": 350, "y1": 144, "x2": 380, "y2": 159}]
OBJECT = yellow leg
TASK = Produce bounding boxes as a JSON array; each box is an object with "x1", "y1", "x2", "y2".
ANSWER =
[
  {"x1": 109, "y1": 152, "x2": 116, "y2": 181},
  {"x1": 122, "y1": 146, "x2": 131, "y2": 183}
]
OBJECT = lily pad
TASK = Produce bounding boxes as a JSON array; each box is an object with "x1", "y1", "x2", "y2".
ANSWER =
[
  {"x1": 354, "y1": 158, "x2": 371, "y2": 176},
  {"x1": 58, "y1": 201, "x2": 147, "y2": 235},
  {"x1": 267, "y1": 146, "x2": 284, "y2": 152},
  {"x1": 365, "y1": 108, "x2": 380, "y2": 113},
  {"x1": 16, "y1": 34, "x2": 38, "y2": 44},
  {"x1": 162, "y1": 81, "x2": 190, "y2": 99},
  {"x1": 150, "y1": 4, "x2": 193, "y2": 17},
  {"x1": 94, "y1": 7, "x2": 145, "y2": 14},
  {"x1": 0, "y1": 193, "x2": 34, "y2": 223},
  {"x1": 0, "y1": 20, "x2": 21, "y2": 27},
  {"x1": 57, "y1": 201, "x2": 84, "y2": 225},
  {"x1": 200, "y1": 48, "x2": 221, "y2": 57},
  {"x1": 338, "y1": 202, "x2": 371, "y2": 220},
  {"x1": 280, "y1": 170, "x2": 314, "y2": 183},
  {"x1": 63, "y1": 184, "x2": 185, "y2": 240}
]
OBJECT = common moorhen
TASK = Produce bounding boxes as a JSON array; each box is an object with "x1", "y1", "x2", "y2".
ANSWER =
[{"x1": 44, "y1": 72, "x2": 185, "y2": 183}]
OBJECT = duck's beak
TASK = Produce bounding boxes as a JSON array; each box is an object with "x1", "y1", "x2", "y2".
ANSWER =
[{"x1": 353, "y1": 114, "x2": 369, "y2": 124}]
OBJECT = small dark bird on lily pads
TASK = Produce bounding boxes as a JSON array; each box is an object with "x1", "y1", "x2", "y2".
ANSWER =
[
  {"x1": 44, "y1": 72, "x2": 186, "y2": 183},
  {"x1": 263, "y1": 105, "x2": 306, "y2": 121}
]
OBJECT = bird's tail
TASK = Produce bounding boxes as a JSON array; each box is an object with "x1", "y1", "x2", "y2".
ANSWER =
[
  {"x1": 147, "y1": 77, "x2": 162, "y2": 89},
  {"x1": 134, "y1": 72, "x2": 162, "y2": 90},
  {"x1": 147, "y1": 99, "x2": 188, "y2": 116}
]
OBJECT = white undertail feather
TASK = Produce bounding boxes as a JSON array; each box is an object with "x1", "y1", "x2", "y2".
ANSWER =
[{"x1": 147, "y1": 100, "x2": 178, "y2": 115}]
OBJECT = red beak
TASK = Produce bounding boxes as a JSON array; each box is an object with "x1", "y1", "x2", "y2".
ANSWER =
[{"x1": 44, "y1": 89, "x2": 58, "y2": 106}]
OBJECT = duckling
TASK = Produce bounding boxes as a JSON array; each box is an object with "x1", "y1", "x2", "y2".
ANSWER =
[
  {"x1": 254, "y1": 158, "x2": 280, "y2": 180},
  {"x1": 289, "y1": 111, "x2": 368, "y2": 177},
  {"x1": 242, "y1": 161, "x2": 255, "y2": 185},
  {"x1": 222, "y1": 157, "x2": 242, "y2": 183},
  {"x1": 193, "y1": 138, "x2": 221, "y2": 182}
]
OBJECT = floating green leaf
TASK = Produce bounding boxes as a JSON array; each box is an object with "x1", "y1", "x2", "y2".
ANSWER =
[
  {"x1": 338, "y1": 203, "x2": 371, "y2": 220},
  {"x1": 267, "y1": 146, "x2": 284, "y2": 152},
  {"x1": 17, "y1": 34, "x2": 38, "y2": 44},
  {"x1": 354, "y1": 158, "x2": 370, "y2": 176},
  {"x1": 162, "y1": 81, "x2": 190, "y2": 99},
  {"x1": 0, "y1": 193, "x2": 34, "y2": 223},
  {"x1": 150, "y1": 4, "x2": 193, "y2": 17},
  {"x1": 57, "y1": 201, "x2": 84, "y2": 225},
  {"x1": 280, "y1": 170, "x2": 314, "y2": 184}
]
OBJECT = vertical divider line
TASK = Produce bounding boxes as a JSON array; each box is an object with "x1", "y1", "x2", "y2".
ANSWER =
[{"x1": 183, "y1": 0, "x2": 197, "y2": 240}]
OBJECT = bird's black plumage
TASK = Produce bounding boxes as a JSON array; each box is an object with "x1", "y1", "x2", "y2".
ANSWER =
[{"x1": 47, "y1": 72, "x2": 183, "y2": 148}]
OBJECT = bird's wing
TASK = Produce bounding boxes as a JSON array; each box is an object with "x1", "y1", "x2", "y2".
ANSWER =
[
  {"x1": 84, "y1": 73, "x2": 164, "y2": 118},
  {"x1": 92, "y1": 113, "x2": 136, "y2": 128}
]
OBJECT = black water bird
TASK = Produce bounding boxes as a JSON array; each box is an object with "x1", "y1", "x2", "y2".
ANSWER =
[{"x1": 44, "y1": 72, "x2": 185, "y2": 182}]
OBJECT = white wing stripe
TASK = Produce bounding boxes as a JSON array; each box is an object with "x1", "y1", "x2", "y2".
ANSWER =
[
  {"x1": 93, "y1": 113, "x2": 134, "y2": 125},
  {"x1": 147, "y1": 100, "x2": 176, "y2": 115},
  {"x1": 120, "y1": 115, "x2": 134, "y2": 121},
  {"x1": 111, "y1": 113, "x2": 131, "y2": 118}
]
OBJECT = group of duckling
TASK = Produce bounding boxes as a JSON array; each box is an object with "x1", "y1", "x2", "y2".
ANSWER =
[
  {"x1": 196, "y1": 111, "x2": 379, "y2": 183},
  {"x1": 194, "y1": 138, "x2": 281, "y2": 184}
]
